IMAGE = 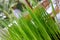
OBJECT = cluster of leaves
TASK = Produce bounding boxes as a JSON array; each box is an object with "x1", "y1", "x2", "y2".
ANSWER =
[
  {"x1": 0, "y1": 0, "x2": 60, "y2": 40},
  {"x1": 0, "y1": 4, "x2": 60, "y2": 40}
]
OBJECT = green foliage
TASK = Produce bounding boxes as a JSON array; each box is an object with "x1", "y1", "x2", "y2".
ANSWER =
[{"x1": 0, "y1": 0, "x2": 60, "y2": 40}]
